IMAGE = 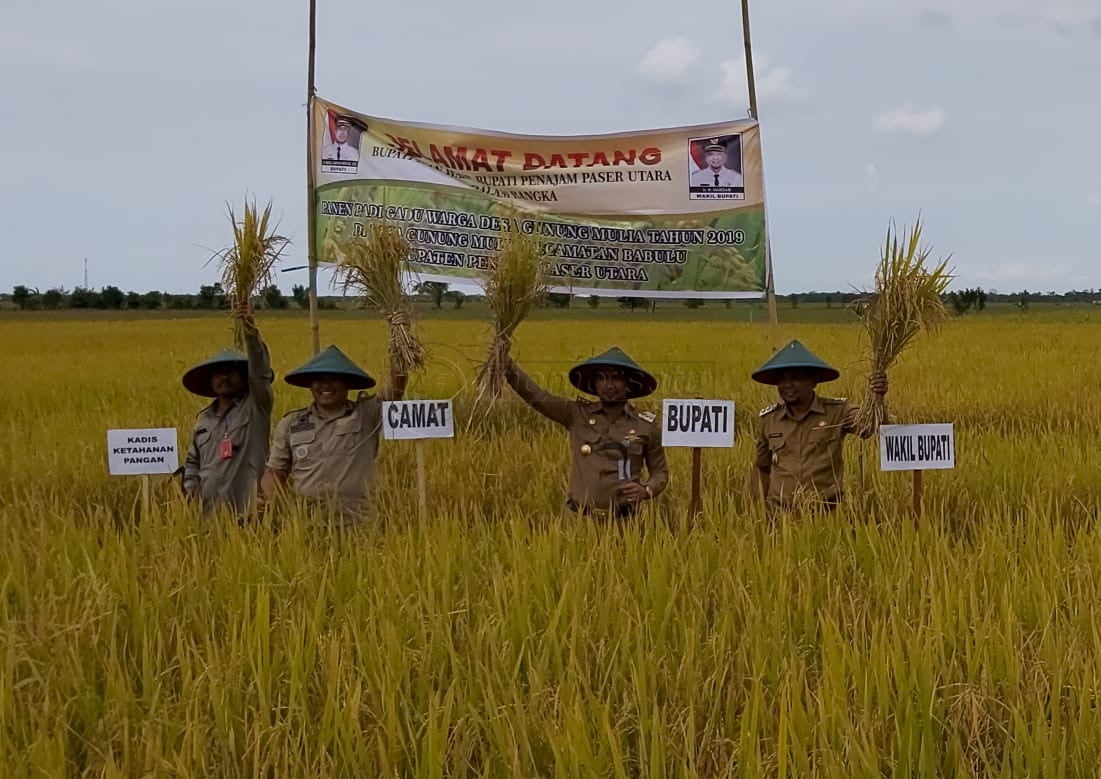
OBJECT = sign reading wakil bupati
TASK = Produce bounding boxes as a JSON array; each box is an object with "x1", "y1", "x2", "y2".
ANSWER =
[
  {"x1": 382, "y1": 400, "x2": 454, "y2": 440},
  {"x1": 107, "y1": 428, "x2": 179, "y2": 475},
  {"x1": 661, "y1": 399, "x2": 735, "y2": 448},
  {"x1": 879, "y1": 424, "x2": 955, "y2": 471}
]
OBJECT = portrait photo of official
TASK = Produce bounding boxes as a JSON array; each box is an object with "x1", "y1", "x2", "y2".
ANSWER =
[
  {"x1": 688, "y1": 135, "x2": 745, "y2": 200},
  {"x1": 320, "y1": 113, "x2": 365, "y2": 174}
]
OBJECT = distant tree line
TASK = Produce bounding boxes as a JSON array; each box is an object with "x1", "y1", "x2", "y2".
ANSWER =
[{"x1": 6, "y1": 283, "x2": 333, "y2": 311}]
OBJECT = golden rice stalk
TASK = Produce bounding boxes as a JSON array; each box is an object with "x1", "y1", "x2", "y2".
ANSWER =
[
  {"x1": 853, "y1": 218, "x2": 953, "y2": 436},
  {"x1": 213, "y1": 199, "x2": 290, "y2": 347},
  {"x1": 476, "y1": 228, "x2": 552, "y2": 404},
  {"x1": 330, "y1": 223, "x2": 426, "y2": 375}
]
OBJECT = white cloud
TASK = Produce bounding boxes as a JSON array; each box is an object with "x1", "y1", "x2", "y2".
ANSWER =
[
  {"x1": 718, "y1": 57, "x2": 809, "y2": 112},
  {"x1": 637, "y1": 37, "x2": 701, "y2": 87},
  {"x1": 874, "y1": 105, "x2": 946, "y2": 136}
]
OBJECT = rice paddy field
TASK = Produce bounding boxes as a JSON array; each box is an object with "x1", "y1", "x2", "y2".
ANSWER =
[{"x1": 3, "y1": 307, "x2": 1101, "y2": 776}]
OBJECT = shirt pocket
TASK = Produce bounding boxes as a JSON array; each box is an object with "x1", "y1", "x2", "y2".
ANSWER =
[
  {"x1": 766, "y1": 434, "x2": 787, "y2": 465},
  {"x1": 288, "y1": 427, "x2": 317, "y2": 464},
  {"x1": 807, "y1": 424, "x2": 842, "y2": 446},
  {"x1": 330, "y1": 413, "x2": 364, "y2": 454}
]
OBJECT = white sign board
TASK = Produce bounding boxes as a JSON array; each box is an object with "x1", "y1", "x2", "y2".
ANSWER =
[
  {"x1": 107, "y1": 428, "x2": 179, "y2": 475},
  {"x1": 383, "y1": 400, "x2": 454, "y2": 440},
  {"x1": 661, "y1": 399, "x2": 735, "y2": 448},
  {"x1": 879, "y1": 424, "x2": 955, "y2": 471}
]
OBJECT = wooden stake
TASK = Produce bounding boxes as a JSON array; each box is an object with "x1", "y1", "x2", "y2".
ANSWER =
[
  {"x1": 689, "y1": 447, "x2": 703, "y2": 516},
  {"x1": 416, "y1": 441, "x2": 427, "y2": 520},
  {"x1": 912, "y1": 470, "x2": 923, "y2": 518},
  {"x1": 306, "y1": 0, "x2": 321, "y2": 355},
  {"x1": 141, "y1": 474, "x2": 151, "y2": 517}
]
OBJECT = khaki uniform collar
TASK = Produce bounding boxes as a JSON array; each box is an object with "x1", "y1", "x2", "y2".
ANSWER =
[
  {"x1": 202, "y1": 394, "x2": 245, "y2": 418},
  {"x1": 780, "y1": 394, "x2": 825, "y2": 421},
  {"x1": 309, "y1": 400, "x2": 355, "y2": 420},
  {"x1": 590, "y1": 401, "x2": 637, "y2": 420}
]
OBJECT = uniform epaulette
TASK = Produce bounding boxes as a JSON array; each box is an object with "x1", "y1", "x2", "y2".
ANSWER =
[
  {"x1": 281, "y1": 406, "x2": 310, "y2": 419},
  {"x1": 637, "y1": 410, "x2": 656, "y2": 423},
  {"x1": 759, "y1": 402, "x2": 781, "y2": 416},
  {"x1": 820, "y1": 396, "x2": 848, "y2": 405}
]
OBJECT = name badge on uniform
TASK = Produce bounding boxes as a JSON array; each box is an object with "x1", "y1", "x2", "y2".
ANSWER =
[{"x1": 218, "y1": 436, "x2": 234, "y2": 460}]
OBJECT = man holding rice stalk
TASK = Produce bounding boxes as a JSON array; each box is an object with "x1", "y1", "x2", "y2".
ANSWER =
[
  {"x1": 181, "y1": 299, "x2": 274, "y2": 515},
  {"x1": 181, "y1": 199, "x2": 286, "y2": 516},
  {"x1": 261, "y1": 341, "x2": 409, "y2": 524},
  {"x1": 505, "y1": 348, "x2": 668, "y2": 520},
  {"x1": 261, "y1": 222, "x2": 422, "y2": 525},
  {"x1": 752, "y1": 341, "x2": 887, "y2": 512},
  {"x1": 754, "y1": 219, "x2": 951, "y2": 513}
]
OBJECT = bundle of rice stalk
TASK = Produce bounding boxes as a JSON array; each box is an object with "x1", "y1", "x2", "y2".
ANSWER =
[
  {"x1": 331, "y1": 223, "x2": 426, "y2": 375},
  {"x1": 853, "y1": 218, "x2": 953, "y2": 436},
  {"x1": 213, "y1": 199, "x2": 290, "y2": 347},
  {"x1": 476, "y1": 228, "x2": 551, "y2": 403}
]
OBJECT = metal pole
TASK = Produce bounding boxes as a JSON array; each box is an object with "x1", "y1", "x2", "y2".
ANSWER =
[
  {"x1": 741, "y1": 0, "x2": 779, "y2": 331},
  {"x1": 306, "y1": 0, "x2": 321, "y2": 355}
]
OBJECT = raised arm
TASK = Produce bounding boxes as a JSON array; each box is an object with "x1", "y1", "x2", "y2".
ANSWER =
[
  {"x1": 504, "y1": 356, "x2": 574, "y2": 427},
  {"x1": 233, "y1": 299, "x2": 274, "y2": 412}
]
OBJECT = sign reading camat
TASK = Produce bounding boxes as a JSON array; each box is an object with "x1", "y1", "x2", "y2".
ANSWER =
[
  {"x1": 661, "y1": 399, "x2": 735, "y2": 448},
  {"x1": 879, "y1": 424, "x2": 955, "y2": 471},
  {"x1": 383, "y1": 400, "x2": 454, "y2": 440},
  {"x1": 107, "y1": 428, "x2": 179, "y2": 475}
]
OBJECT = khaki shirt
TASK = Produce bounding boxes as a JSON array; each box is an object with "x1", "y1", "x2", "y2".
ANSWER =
[
  {"x1": 506, "y1": 362, "x2": 668, "y2": 511},
  {"x1": 183, "y1": 332, "x2": 273, "y2": 515},
  {"x1": 267, "y1": 395, "x2": 383, "y2": 522},
  {"x1": 755, "y1": 394, "x2": 867, "y2": 506}
]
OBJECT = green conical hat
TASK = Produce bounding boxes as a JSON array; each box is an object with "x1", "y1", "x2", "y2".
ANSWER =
[
  {"x1": 182, "y1": 349, "x2": 248, "y2": 397},
  {"x1": 284, "y1": 345, "x2": 376, "y2": 390},
  {"x1": 751, "y1": 340, "x2": 839, "y2": 385},
  {"x1": 569, "y1": 346, "x2": 657, "y2": 399}
]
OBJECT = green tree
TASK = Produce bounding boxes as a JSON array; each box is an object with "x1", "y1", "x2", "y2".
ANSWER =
[
  {"x1": 100, "y1": 285, "x2": 125, "y2": 310},
  {"x1": 69, "y1": 287, "x2": 101, "y2": 309},
  {"x1": 42, "y1": 288, "x2": 65, "y2": 309},
  {"x1": 684, "y1": 299, "x2": 704, "y2": 309},
  {"x1": 588, "y1": 295, "x2": 600, "y2": 309},
  {"x1": 291, "y1": 284, "x2": 309, "y2": 309},
  {"x1": 262, "y1": 285, "x2": 287, "y2": 309},
  {"x1": 416, "y1": 281, "x2": 448, "y2": 309},
  {"x1": 544, "y1": 292, "x2": 571, "y2": 309},
  {"x1": 141, "y1": 291, "x2": 163, "y2": 310},
  {"x1": 197, "y1": 283, "x2": 226, "y2": 310},
  {"x1": 12, "y1": 285, "x2": 31, "y2": 310},
  {"x1": 125, "y1": 291, "x2": 142, "y2": 309}
]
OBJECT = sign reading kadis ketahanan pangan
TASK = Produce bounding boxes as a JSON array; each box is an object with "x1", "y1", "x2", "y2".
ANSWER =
[{"x1": 311, "y1": 97, "x2": 767, "y2": 299}]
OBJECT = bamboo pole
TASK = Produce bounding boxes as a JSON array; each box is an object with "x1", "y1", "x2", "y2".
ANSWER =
[
  {"x1": 306, "y1": 0, "x2": 321, "y2": 355},
  {"x1": 740, "y1": 0, "x2": 779, "y2": 333}
]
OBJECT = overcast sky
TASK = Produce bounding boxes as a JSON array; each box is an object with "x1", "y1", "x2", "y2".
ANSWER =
[{"x1": 1, "y1": 0, "x2": 1098, "y2": 294}]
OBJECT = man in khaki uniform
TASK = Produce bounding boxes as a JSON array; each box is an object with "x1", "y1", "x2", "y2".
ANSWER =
[
  {"x1": 753, "y1": 340, "x2": 887, "y2": 511},
  {"x1": 262, "y1": 343, "x2": 407, "y2": 524},
  {"x1": 506, "y1": 346, "x2": 668, "y2": 519},
  {"x1": 181, "y1": 301, "x2": 273, "y2": 515}
]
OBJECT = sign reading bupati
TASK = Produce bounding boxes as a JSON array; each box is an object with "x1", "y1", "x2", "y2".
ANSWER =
[
  {"x1": 661, "y1": 400, "x2": 735, "y2": 448},
  {"x1": 382, "y1": 400, "x2": 454, "y2": 440},
  {"x1": 107, "y1": 428, "x2": 179, "y2": 475},
  {"x1": 312, "y1": 97, "x2": 767, "y2": 298},
  {"x1": 879, "y1": 424, "x2": 955, "y2": 471}
]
